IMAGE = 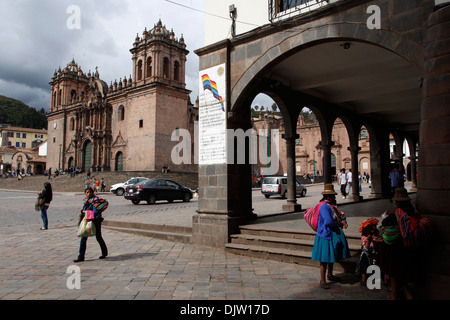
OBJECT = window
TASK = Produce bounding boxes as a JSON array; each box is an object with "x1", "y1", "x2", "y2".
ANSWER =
[
  {"x1": 70, "y1": 118, "x2": 75, "y2": 131},
  {"x1": 22, "y1": 142, "x2": 26, "y2": 148},
  {"x1": 16, "y1": 142, "x2": 20, "y2": 147},
  {"x1": 147, "y1": 57, "x2": 152, "y2": 78},
  {"x1": 360, "y1": 128, "x2": 368, "y2": 140},
  {"x1": 118, "y1": 105, "x2": 125, "y2": 121},
  {"x1": 8, "y1": 142, "x2": 11, "y2": 146},
  {"x1": 22, "y1": 133, "x2": 26, "y2": 138},
  {"x1": 139, "y1": 119, "x2": 143, "y2": 128},
  {"x1": 163, "y1": 57, "x2": 169, "y2": 78},
  {"x1": 137, "y1": 60, "x2": 143, "y2": 80},
  {"x1": 16, "y1": 133, "x2": 20, "y2": 138},
  {"x1": 174, "y1": 61, "x2": 180, "y2": 81}
]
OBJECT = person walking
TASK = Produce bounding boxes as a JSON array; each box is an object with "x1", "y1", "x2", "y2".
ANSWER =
[
  {"x1": 388, "y1": 164, "x2": 404, "y2": 199},
  {"x1": 311, "y1": 183, "x2": 350, "y2": 289},
  {"x1": 338, "y1": 168, "x2": 348, "y2": 199},
  {"x1": 380, "y1": 187, "x2": 431, "y2": 299},
  {"x1": 74, "y1": 187, "x2": 108, "y2": 262},
  {"x1": 37, "y1": 182, "x2": 53, "y2": 230}
]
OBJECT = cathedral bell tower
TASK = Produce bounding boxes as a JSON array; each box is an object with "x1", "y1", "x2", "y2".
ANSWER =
[{"x1": 130, "y1": 19, "x2": 188, "y2": 88}]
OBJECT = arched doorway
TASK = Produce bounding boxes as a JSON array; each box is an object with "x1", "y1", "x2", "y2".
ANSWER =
[
  {"x1": 115, "y1": 152, "x2": 124, "y2": 171},
  {"x1": 83, "y1": 140, "x2": 93, "y2": 171}
]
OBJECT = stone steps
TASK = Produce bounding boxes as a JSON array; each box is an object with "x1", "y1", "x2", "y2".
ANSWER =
[
  {"x1": 102, "y1": 220, "x2": 192, "y2": 243},
  {"x1": 225, "y1": 225, "x2": 361, "y2": 273}
]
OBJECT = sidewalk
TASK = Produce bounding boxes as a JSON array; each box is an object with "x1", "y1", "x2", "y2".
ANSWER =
[{"x1": 0, "y1": 198, "x2": 396, "y2": 303}]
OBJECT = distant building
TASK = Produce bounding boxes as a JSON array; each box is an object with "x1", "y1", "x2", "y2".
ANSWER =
[
  {"x1": 46, "y1": 20, "x2": 198, "y2": 173},
  {"x1": 0, "y1": 126, "x2": 47, "y2": 149}
]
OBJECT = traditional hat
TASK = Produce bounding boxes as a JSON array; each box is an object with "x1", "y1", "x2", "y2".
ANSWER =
[
  {"x1": 392, "y1": 187, "x2": 411, "y2": 202},
  {"x1": 321, "y1": 183, "x2": 337, "y2": 195},
  {"x1": 359, "y1": 217, "x2": 379, "y2": 233}
]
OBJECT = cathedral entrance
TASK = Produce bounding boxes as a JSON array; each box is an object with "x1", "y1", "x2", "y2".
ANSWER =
[
  {"x1": 115, "y1": 152, "x2": 123, "y2": 171},
  {"x1": 83, "y1": 140, "x2": 92, "y2": 171}
]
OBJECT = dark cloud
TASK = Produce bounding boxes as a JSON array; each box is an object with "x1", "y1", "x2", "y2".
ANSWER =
[{"x1": 0, "y1": 0, "x2": 205, "y2": 111}]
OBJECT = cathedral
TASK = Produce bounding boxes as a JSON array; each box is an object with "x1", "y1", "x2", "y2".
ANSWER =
[{"x1": 46, "y1": 20, "x2": 198, "y2": 173}]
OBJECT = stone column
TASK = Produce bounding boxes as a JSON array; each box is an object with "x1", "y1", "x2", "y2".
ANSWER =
[
  {"x1": 348, "y1": 145, "x2": 362, "y2": 201},
  {"x1": 416, "y1": 1, "x2": 450, "y2": 299},
  {"x1": 320, "y1": 140, "x2": 334, "y2": 184},
  {"x1": 282, "y1": 134, "x2": 302, "y2": 212},
  {"x1": 409, "y1": 155, "x2": 418, "y2": 191}
]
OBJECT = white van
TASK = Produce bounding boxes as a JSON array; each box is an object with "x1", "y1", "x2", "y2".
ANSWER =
[{"x1": 261, "y1": 176, "x2": 307, "y2": 198}]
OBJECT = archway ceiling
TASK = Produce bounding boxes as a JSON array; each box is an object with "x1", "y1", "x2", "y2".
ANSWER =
[{"x1": 267, "y1": 41, "x2": 422, "y2": 135}]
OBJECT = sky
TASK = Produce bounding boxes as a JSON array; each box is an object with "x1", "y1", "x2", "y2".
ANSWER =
[
  {"x1": 0, "y1": 0, "x2": 207, "y2": 111},
  {"x1": 0, "y1": 0, "x2": 273, "y2": 113}
]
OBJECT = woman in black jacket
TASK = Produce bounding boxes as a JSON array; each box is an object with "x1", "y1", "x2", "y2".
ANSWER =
[{"x1": 38, "y1": 182, "x2": 53, "y2": 230}]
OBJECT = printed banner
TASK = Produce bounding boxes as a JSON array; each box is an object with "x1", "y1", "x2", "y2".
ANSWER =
[{"x1": 198, "y1": 64, "x2": 227, "y2": 165}]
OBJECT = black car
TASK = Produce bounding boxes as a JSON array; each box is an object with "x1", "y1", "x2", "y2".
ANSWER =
[{"x1": 124, "y1": 178, "x2": 193, "y2": 205}]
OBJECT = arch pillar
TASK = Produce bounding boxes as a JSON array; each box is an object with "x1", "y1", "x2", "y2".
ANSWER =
[{"x1": 348, "y1": 145, "x2": 362, "y2": 202}]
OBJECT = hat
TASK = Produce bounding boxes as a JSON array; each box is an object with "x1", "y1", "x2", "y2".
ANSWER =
[
  {"x1": 321, "y1": 183, "x2": 337, "y2": 195},
  {"x1": 392, "y1": 187, "x2": 411, "y2": 202},
  {"x1": 359, "y1": 217, "x2": 379, "y2": 233}
]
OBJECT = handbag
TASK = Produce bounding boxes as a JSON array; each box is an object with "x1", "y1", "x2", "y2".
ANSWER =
[
  {"x1": 304, "y1": 200, "x2": 327, "y2": 231},
  {"x1": 85, "y1": 209, "x2": 96, "y2": 221},
  {"x1": 77, "y1": 216, "x2": 96, "y2": 237},
  {"x1": 35, "y1": 196, "x2": 45, "y2": 211}
]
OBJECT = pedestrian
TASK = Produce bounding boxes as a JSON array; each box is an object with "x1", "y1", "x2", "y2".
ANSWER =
[
  {"x1": 380, "y1": 187, "x2": 427, "y2": 299},
  {"x1": 85, "y1": 177, "x2": 91, "y2": 190},
  {"x1": 37, "y1": 182, "x2": 53, "y2": 230},
  {"x1": 101, "y1": 178, "x2": 105, "y2": 192},
  {"x1": 311, "y1": 183, "x2": 350, "y2": 289},
  {"x1": 94, "y1": 178, "x2": 101, "y2": 194},
  {"x1": 358, "y1": 217, "x2": 380, "y2": 286},
  {"x1": 388, "y1": 164, "x2": 404, "y2": 199},
  {"x1": 48, "y1": 167, "x2": 52, "y2": 180},
  {"x1": 74, "y1": 187, "x2": 108, "y2": 262},
  {"x1": 338, "y1": 168, "x2": 347, "y2": 199},
  {"x1": 347, "y1": 169, "x2": 353, "y2": 195}
]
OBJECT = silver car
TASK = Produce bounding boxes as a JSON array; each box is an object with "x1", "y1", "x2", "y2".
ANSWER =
[
  {"x1": 110, "y1": 177, "x2": 149, "y2": 196},
  {"x1": 261, "y1": 176, "x2": 307, "y2": 199}
]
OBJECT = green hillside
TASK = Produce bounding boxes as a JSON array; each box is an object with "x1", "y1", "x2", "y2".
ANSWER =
[{"x1": 0, "y1": 95, "x2": 47, "y2": 129}]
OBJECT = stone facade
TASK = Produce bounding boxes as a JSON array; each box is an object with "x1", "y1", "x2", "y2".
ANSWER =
[
  {"x1": 252, "y1": 112, "x2": 372, "y2": 178},
  {"x1": 47, "y1": 20, "x2": 197, "y2": 173}
]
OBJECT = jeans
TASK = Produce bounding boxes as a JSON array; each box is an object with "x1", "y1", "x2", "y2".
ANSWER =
[
  {"x1": 78, "y1": 217, "x2": 108, "y2": 260},
  {"x1": 41, "y1": 205, "x2": 48, "y2": 229}
]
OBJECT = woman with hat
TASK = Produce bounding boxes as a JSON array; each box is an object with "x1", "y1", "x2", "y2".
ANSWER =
[
  {"x1": 311, "y1": 183, "x2": 350, "y2": 289},
  {"x1": 380, "y1": 187, "x2": 419, "y2": 299}
]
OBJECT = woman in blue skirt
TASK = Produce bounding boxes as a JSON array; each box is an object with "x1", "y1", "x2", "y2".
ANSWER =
[{"x1": 311, "y1": 184, "x2": 350, "y2": 289}]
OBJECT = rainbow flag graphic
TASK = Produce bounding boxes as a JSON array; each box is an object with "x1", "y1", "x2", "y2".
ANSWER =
[{"x1": 202, "y1": 74, "x2": 225, "y2": 111}]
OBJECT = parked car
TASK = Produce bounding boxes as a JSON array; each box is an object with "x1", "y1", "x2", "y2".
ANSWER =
[
  {"x1": 124, "y1": 178, "x2": 193, "y2": 205},
  {"x1": 110, "y1": 177, "x2": 149, "y2": 196},
  {"x1": 261, "y1": 176, "x2": 307, "y2": 199}
]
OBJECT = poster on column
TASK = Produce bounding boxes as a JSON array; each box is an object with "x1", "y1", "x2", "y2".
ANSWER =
[{"x1": 198, "y1": 64, "x2": 227, "y2": 165}]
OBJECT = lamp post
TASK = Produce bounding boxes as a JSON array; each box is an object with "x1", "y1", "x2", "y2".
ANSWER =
[{"x1": 58, "y1": 144, "x2": 61, "y2": 172}]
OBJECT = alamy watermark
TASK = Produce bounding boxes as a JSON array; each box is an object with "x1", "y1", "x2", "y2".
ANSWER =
[
  {"x1": 66, "y1": 5, "x2": 81, "y2": 30},
  {"x1": 171, "y1": 124, "x2": 279, "y2": 175},
  {"x1": 66, "y1": 265, "x2": 81, "y2": 290},
  {"x1": 367, "y1": 5, "x2": 381, "y2": 30}
]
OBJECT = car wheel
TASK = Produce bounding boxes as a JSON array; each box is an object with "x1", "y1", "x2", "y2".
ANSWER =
[
  {"x1": 301, "y1": 189, "x2": 306, "y2": 197},
  {"x1": 116, "y1": 188, "x2": 124, "y2": 196},
  {"x1": 131, "y1": 200, "x2": 140, "y2": 205},
  {"x1": 264, "y1": 194, "x2": 270, "y2": 198},
  {"x1": 147, "y1": 194, "x2": 156, "y2": 204},
  {"x1": 182, "y1": 193, "x2": 191, "y2": 202}
]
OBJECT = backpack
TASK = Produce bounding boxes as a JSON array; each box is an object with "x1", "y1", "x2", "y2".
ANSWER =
[
  {"x1": 304, "y1": 201, "x2": 327, "y2": 232},
  {"x1": 395, "y1": 208, "x2": 432, "y2": 248}
]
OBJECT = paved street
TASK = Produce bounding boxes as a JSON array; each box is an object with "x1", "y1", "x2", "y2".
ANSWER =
[{"x1": 0, "y1": 182, "x2": 393, "y2": 307}]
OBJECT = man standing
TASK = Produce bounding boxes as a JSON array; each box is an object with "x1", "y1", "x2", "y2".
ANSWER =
[
  {"x1": 338, "y1": 168, "x2": 347, "y2": 199},
  {"x1": 389, "y1": 164, "x2": 404, "y2": 198},
  {"x1": 347, "y1": 169, "x2": 353, "y2": 195}
]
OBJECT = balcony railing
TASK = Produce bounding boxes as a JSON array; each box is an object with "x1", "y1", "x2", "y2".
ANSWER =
[{"x1": 269, "y1": 0, "x2": 333, "y2": 23}]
